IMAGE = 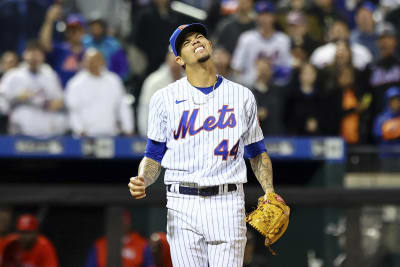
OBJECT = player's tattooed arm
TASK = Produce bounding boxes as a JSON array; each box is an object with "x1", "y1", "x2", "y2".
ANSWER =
[
  {"x1": 138, "y1": 157, "x2": 162, "y2": 187},
  {"x1": 249, "y1": 152, "x2": 274, "y2": 193}
]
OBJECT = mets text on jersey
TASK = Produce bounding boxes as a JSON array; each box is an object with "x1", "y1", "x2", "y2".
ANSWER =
[{"x1": 173, "y1": 105, "x2": 236, "y2": 139}]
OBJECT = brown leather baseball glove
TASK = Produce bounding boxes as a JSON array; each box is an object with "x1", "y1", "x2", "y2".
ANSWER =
[{"x1": 246, "y1": 192, "x2": 290, "y2": 254}]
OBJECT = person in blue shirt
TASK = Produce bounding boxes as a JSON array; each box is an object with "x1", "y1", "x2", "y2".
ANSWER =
[
  {"x1": 82, "y1": 17, "x2": 130, "y2": 81},
  {"x1": 373, "y1": 87, "x2": 400, "y2": 143},
  {"x1": 39, "y1": 7, "x2": 86, "y2": 88}
]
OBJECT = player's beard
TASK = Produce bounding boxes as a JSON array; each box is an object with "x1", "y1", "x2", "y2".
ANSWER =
[{"x1": 197, "y1": 54, "x2": 210, "y2": 63}]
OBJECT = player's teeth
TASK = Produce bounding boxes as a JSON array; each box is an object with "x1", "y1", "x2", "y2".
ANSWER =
[{"x1": 195, "y1": 47, "x2": 204, "y2": 53}]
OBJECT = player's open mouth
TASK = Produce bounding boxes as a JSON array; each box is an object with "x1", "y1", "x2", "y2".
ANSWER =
[{"x1": 194, "y1": 46, "x2": 205, "y2": 54}]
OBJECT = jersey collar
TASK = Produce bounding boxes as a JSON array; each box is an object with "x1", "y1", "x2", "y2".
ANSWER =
[{"x1": 194, "y1": 76, "x2": 223, "y2": 95}]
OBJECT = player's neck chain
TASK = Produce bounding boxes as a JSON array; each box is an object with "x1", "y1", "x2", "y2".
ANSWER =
[{"x1": 191, "y1": 75, "x2": 219, "y2": 105}]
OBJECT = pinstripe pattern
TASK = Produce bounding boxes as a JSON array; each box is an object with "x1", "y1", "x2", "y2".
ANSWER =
[
  {"x1": 147, "y1": 77, "x2": 264, "y2": 186},
  {"x1": 147, "y1": 76, "x2": 262, "y2": 266},
  {"x1": 166, "y1": 185, "x2": 247, "y2": 267}
]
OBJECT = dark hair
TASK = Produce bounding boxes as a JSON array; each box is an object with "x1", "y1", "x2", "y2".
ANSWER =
[
  {"x1": 175, "y1": 31, "x2": 193, "y2": 57},
  {"x1": 334, "y1": 39, "x2": 353, "y2": 66},
  {"x1": 90, "y1": 18, "x2": 107, "y2": 29},
  {"x1": 25, "y1": 40, "x2": 45, "y2": 53},
  {"x1": 331, "y1": 18, "x2": 349, "y2": 29}
]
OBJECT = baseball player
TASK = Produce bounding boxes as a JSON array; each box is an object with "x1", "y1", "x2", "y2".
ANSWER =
[{"x1": 128, "y1": 23, "x2": 276, "y2": 267}]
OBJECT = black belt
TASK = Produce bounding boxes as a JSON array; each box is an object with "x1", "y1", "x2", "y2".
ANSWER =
[{"x1": 167, "y1": 184, "x2": 237, "y2": 196}]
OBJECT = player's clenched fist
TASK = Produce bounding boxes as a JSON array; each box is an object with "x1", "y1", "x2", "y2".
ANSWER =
[{"x1": 128, "y1": 176, "x2": 146, "y2": 199}]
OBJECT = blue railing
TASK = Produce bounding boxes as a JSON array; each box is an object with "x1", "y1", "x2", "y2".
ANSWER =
[{"x1": 0, "y1": 136, "x2": 346, "y2": 161}]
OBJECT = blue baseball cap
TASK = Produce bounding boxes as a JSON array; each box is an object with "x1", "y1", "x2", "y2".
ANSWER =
[
  {"x1": 255, "y1": 1, "x2": 275, "y2": 14},
  {"x1": 386, "y1": 87, "x2": 400, "y2": 99},
  {"x1": 169, "y1": 23, "x2": 208, "y2": 57},
  {"x1": 359, "y1": 2, "x2": 375, "y2": 13},
  {"x1": 66, "y1": 14, "x2": 86, "y2": 27}
]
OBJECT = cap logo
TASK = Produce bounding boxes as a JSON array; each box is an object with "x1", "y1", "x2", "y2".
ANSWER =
[{"x1": 178, "y1": 25, "x2": 188, "y2": 31}]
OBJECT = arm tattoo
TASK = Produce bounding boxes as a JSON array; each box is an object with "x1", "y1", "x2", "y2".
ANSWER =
[
  {"x1": 249, "y1": 152, "x2": 274, "y2": 193},
  {"x1": 138, "y1": 157, "x2": 162, "y2": 187}
]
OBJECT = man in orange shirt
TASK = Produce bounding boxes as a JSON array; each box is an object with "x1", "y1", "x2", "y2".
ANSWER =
[
  {"x1": 85, "y1": 211, "x2": 149, "y2": 267},
  {"x1": 2, "y1": 214, "x2": 59, "y2": 267},
  {"x1": 0, "y1": 206, "x2": 12, "y2": 265}
]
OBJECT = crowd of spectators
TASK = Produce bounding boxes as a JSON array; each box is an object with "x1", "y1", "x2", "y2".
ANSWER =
[
  {"x1": 0, "y1": 207, "x2": 173, "y2": 267},
  {"x1": 0, "y1": 0, "x2": 400, "y2": 144},
  {"x1": 0, "y1": 206, "x2": 265, "y2": 267},
  {"x1": 0, "y1": 209, "x2": 59, "y2": 267}
]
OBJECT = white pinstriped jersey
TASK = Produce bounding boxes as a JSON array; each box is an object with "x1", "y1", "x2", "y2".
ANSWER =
[{"x1": 147, "y1": 76, "x2": 264, "y2": 186}]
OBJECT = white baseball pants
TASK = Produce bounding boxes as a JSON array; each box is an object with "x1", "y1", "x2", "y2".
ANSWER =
[{"x1": 166, "y1": 184, "x2": 247, "y2": 267}]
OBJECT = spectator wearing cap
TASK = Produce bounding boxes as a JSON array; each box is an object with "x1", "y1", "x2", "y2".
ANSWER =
[
  {"x1": 39, "y1": 5, "x2": 86, "y2": 88},
  {"x1": 82, "y1": 17, "x2": 130, "y2": 81},
  {"x1": 66, "y1": 49, "x2": 134, "y2": 137},
  {"x1": 285, "y1": 11, "x2": 321, "y2": 67},
  {"x1": 1, "y1": 214, "x2": 59, "y2": 267},
  {"x1": 212, "y1": 0, "x2": 256, "y2": 55},
  {"x1": 310, "y1": 19, "x2": 372, "y2": 70},
  {"x1": 373, "y1": 87, "x2": 400, "y2": 143},
  {"x1": 85, "y1": 211, "x2": 149, "y2": 267},
  {"x1": 232, "y1": 1, "x2": 292, "y2": 87},
  {"x1": 350, "y1": 2, "x2": 379, "y2": 59},
  {"x1": 365, "y1": 23, "x2": 400, "y2": 123},
  {"x1": 137, "y1": 51, "x2": 182, "y2": 136},
  {"x1": 0, "y1": 41, "x2": 68, "y2": 137},
  {"x1": 63, "y1": 0, "x2": 128, "y2": 36}
]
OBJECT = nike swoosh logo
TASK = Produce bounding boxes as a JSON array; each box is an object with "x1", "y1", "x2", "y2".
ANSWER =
[{"x1": 175, "y1": 100, "x2": 187, "y2": 104}]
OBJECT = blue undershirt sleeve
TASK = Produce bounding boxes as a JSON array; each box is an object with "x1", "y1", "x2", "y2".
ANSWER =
[
  {"x1": 144, "y1": 138, "x2": 167, "y2": 163},
  {"x1": 244, "y1": 140, "x2": 267, "y2": 159}
]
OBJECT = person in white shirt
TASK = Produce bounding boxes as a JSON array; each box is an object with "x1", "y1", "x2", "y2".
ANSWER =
[
  {"x1": 0, "y1": 41, "x2": 67, "y2": 137},
  {"x1": 231, "y1": 1, "x2": 292, "y2": 87},
  {"x1": 0, "y1": 51, "x2": 19, "y2": 133},
  {"x1": 137, "y1": 51, "x2": 182, "y2": 136},
  {"x1": 310, "y1": 19, "x2": 372, "y2": 70},
  {"x1": 66, "y1": 48, "x2": 134, "y2": 137}
]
